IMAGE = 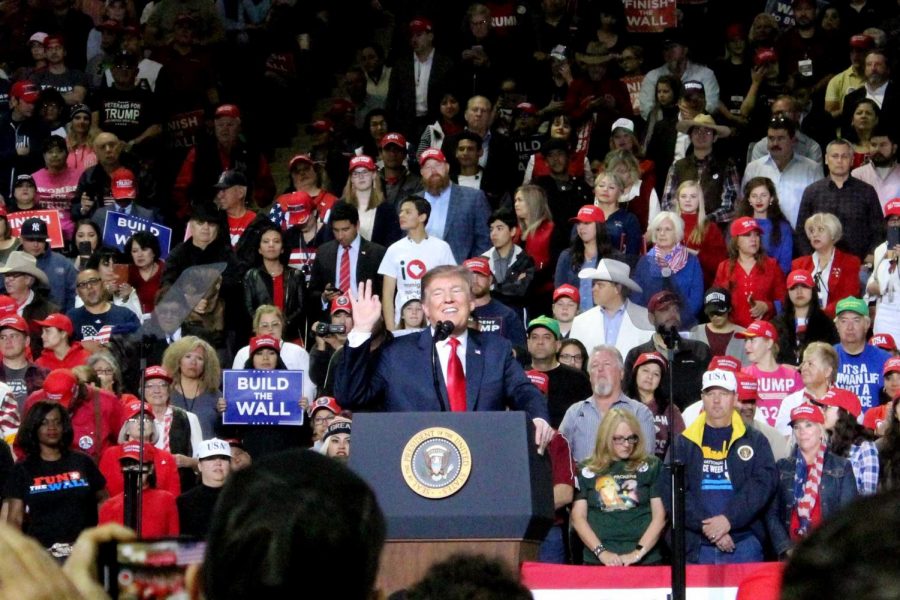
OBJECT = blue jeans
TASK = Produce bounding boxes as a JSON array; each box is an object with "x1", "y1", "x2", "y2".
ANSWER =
[
  {"x1": 538, "y1": 524, "x2": 567, "y2": 564},
  {"x1": 696, "y1": 535, "x2": 763, "y2": 565}
]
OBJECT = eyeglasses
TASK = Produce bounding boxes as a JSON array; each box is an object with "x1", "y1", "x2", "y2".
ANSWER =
[
  {"x1": 144, "y1": 383, "x2": 168, "y2": 390},
  {"x1": 612, "y1": 435, "x2": 640, "y2": 446},
  {"x1": 559, "y1": 353, "x2": 582, "y2": 362},
  {"x1": 76, "y1": 278, "x2": 102, "y2": 289},
  {"x1": 94, "y1": 368, "x2": 114, "y2": 375},
  {"x1": 314, "y1": 415, "x2": 335, "y2": 425},
  {"x1": 3, "y1": 273, "x2": 26, "y2": 280}
]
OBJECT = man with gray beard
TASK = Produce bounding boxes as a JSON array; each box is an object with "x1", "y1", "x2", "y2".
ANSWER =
[{"x1": 558, "y1": 344, "x2": 655, "y2": 462}]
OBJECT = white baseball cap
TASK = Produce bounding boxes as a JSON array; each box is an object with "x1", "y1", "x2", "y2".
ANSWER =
[
  {"x1": 198, "y1": 438, "x2": 232, "y2": 460},
  {"x1": 702, "y1": 369, "x2": 737, "y2": 392}
]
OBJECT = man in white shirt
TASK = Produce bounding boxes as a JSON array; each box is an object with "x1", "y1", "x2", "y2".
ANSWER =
[
  {"x1": 841, "y1": 48, "x2": 900, "y2": 143},
  {"x1": 638, "y1": 32, "x2": 720, "y2": 120}
]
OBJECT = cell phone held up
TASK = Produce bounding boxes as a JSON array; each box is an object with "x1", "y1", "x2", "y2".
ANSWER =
[
  {"x1": 888, "y1": 225, "x2": 900, "y2": 249},
  {"x1": 98, "y1": 538, "x2": 206, "y2": 600}
]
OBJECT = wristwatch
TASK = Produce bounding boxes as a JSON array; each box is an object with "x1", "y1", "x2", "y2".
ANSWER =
[{"x1": 592, "y1": 543, "x2": 606, "y2": 558}]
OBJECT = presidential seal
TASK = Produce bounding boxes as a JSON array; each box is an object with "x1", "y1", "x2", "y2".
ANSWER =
[{"x1": 401, "y1": 427, "x2": 472, "y2": 499}]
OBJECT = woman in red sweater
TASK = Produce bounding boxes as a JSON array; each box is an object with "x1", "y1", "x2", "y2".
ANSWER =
[
  {"x1": 714, "y1": 217, "x2": 786, "y2": 327},
  {"x1": 514, "y1": 184, "x2": 555, "y2": 314},
  {"x1": 675, "y1": 180, "x2": 727, "y2": 288},
  {"x1": 792, "y1": 212, "x2": 861, "y2": 318}
]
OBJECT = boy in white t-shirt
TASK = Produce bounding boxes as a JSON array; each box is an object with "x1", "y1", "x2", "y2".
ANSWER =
[{"x1": 378, "y1": 196, "x2": 456, "y2": 329}]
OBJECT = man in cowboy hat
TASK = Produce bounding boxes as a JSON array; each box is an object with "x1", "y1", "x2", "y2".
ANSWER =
[
  {"x1": 0, "y1": 250, "x2": 58, "y2": 354},
  {"x1": 569, "y1": 258, "x2": 653, "y2": 358},
  {"x1": 661, "y1": 108, "x2": 740, "y2": 223}
]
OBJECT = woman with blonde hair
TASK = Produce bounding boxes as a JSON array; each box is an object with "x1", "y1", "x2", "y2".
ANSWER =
[
  {"x1": 514, "y1": 184, "x2": 555, "y2": 312},
  {"x1": 572, "y1": 408, "x2": 666, "y2": 566},
  {"x1": 593, "y1": 171, "x2": 642, "y2": 262},
  {"x1": 792, "y1": 212, "x2": 860, "y2": 319},
  {"x1": 336, "y1": 155, "x2": 401, "y2": 247},
  {"x1": 775, "y1": 342, "x2": 839, "y2": 437},
  {"x1": 162, "y1": 336, "x2": 222, "y2": 439},
  {"x1": 65, "y1": 104, "x2": 97, "y2": 173},
  {"x1": 675, "y1": 180, "x2": 726, "y2": 287}
]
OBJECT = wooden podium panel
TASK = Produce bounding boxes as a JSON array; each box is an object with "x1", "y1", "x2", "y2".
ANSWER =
[{"x1": 376, "y1": 539, "x2": 539, "y2": 594}]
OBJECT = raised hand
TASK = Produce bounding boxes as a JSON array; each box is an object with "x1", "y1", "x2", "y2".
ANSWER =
[{"x1": 349, "y1": 280, "x2": 381, "y2": 333}]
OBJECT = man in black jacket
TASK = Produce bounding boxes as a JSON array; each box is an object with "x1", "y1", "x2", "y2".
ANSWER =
[{"x1": 177, "y1": 438, "x2": 232, "y2": 539}]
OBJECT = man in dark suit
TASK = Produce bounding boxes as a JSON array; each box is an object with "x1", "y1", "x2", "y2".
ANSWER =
[
  {"x1": 90, "y1": 166, "x2": 155, "y2": 232},
  {"x1": 841, "y1": 48, "x2": 900, "y2": 143},
  {"x1": 335, "y1": 266, "x2": 552, "y2": 451},
  {"x1": 308, "y1": 202, "x2": 386, "y2": 319},
  {"x1": 385, "y1": 17, "x2": 456, "y2": 142},
  {"x1": 420, "y1": 148, "x2": 492, "y2": 264}
]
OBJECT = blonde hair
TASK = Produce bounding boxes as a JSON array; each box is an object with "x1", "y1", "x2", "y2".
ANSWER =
[
  {"x1": 162, "y1": 336, "x2": 221, "y2": 393},
  {"x1": 340, "y1": 167, "x2": 385, "y2": 210},
  {"x1": 803, "y1": 342, "x2": 839, "y2": 385},
  {"x1": 252, "y1": 304, "x2": 284, "y2": 334},
  {"x1": 674, "y1": 180, "x2": 709, "y2": 246},
  {"x1": 515, "y1": 184, "x2": 552, "y2": 241},
  {"x1": 648, "y1": 211, "x2": 684, "y2": 245},
  {"x1": 804, "y1": 212, "x2": 842, "y2": 244},
  {"x1": 584, "y1": 408, "x2": 649, "y2": 474}
]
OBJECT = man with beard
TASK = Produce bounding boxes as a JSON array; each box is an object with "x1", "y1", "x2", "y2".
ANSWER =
[
  {"x1": 378, "y1": 132, "x2": 423, "y2": 207},
  {"x1": 525, "y1": 315, "x2": 591, "y2": 428},
  {"x1": 851, "y1": 125, "x2": 900, "y2": 209},
  {"x1": 841, "y1": 49, "x2": 900, "y2": 143},
  {"x1": 66, "y1": 268, "x2": 141, "y2": 351},
  {"x1": 741, "y1": 115, "x2": 822, "y2": 228},
  {"x1": 464, "y1": 257, "x2": 526, "y2": 350},
  {"x1": 623, "y1": 290, "x2": 712, "y2": 411},
  {"x1": 419, "y1": 148, "x2": 492, "y2": 264},
  {"x1": 558, "y1": 344, "x2": 654, "y2": 462}
]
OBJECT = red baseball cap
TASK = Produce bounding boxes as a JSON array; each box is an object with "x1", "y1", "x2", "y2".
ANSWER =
[
  {"x1": 787, "y1": 269, "x2": 814, "y2": 289},
  {"x1": 872, "y1": 333, "x2": 897, "y2": 352},
  {"x1": 123, "y1": 400, "x2": 154, "y2": 420},
  {"x1": 120, "y1": 441, "x2": 155, "y2": 463},
  {"x1": 735, "y1": 372, "x2": 758, "y2": 401},
  {"x1": 144, "y1": 365, "x2": 172, "y2": 383},
  {"x1": 306, "y1": 119, "x2": 334, "y2": 134},
  {"x1": 515, "y1": 102, "x2": 539, "y2": 115},
  {"x1": 10, "y1": 81, "x2": 40, "y2": 103},
  {"x1": 419, "y1": 148, "x2": 447, "y2": 167},
  {"x1": 463, "y1": 257, "x2": 491, "y2": 277},
  {"x1": 380, "y1": 132, "x2": 407, "y2": 149},
  {"x1": 736, "y1": 320, "x2": 778, "y2": 342},
  {"x1": 569, "y1": 205, "x2": 605, "y2": 224},
  {"x1": 821, "y1": 387, "x2": 862, "y2": 418},
  {"x1": 790, "y1": 403, "x2": 825, "y2": 425},
  {"x1": 525, "y1": 369, "x2": 549, "y2": 394},
  {"x1": 409, "y1": 17, "x2": 433, "y2": 35},
  {"x1": 633, "y1": 351, "x2": 667, "y2": 371},
  {"x1": 850, "y1": 34, "x2": 874, "y2": 50},
  {"x1": 725, "y1": 23, "x2": 745, "y2": 40},
  {"x1": 288, "y1": 154, "x2": 315, "y2": 170},
  {"x1": 249, "y1": 335, "x2": 281, "y2": 354},
  {"x1": 327, "y1": 98, "x2": 355, "y2": 117},
  {"x1": 309, "y1": 396, "x2": 341, "y2": 417},
  {"x1": 884, "y1": 356, "x2": 900, "y2": 376},
  {"x1": 34, "y1": 313, "x2": 73, "y2": 336},
  {"x1": 553, "y1": 284, "x2": 579, "y2": 304},
  {"x1": 0, "y1": 314, "x2": 28, "y2": 334},
  {"x1": 43, "y1": 369, "x2": 78, "y2": 407},
  {"x1": 331, "y1": 294, "x2": 352, "y2": 315},
  {"x1": 110, "y1": 167, "x2": 137, "y2": 200},
  {"x1": 43, "y1": 34, "x2": 64, "y2": 48},
  {"x1": 753, "y1": 47, "x2": 778, "y2": 67},
  {"x1": 0, "y1": 295, "x2": 17, "y2": 316},
  {"x1": 214, "y1": 104, "x2": 240, "y2": 119},
  {"x1": 647, "y1": 290, "x2": 682, "y2": 313},
  {"x1": 279, "y1": 191, "x2": 315, "y2": 226},
  {"x1": 709, "y1": 355, "x2": 742, "y2": 372},
  {"x1": 730, "y1": 216, "x2": 763, "y2": 237},
  {"x1": 349, "y1": 155, "x2": 376, "y2": 172},
  {"x1": 885, "y1": 198, "x2": 900, "y2": 218}
]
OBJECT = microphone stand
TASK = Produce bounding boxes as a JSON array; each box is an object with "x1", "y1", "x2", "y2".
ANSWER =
[
  {"x1": 125, "y1": 334, "x2": 151, "y2": 537},
  {"x1": 659, "y1": 325, "x2": 685, "y2": 600},
  {"x1": 430, "y1": 321, "x2": 452, "y2": 412}
]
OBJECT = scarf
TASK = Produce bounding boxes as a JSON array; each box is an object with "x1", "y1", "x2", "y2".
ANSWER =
[
  {"x1": 652, "y1": 243, "x2": 690, "y2": 274},
  {"x1": 793, "y1": 440, "x2": 826, "y2": 537}
]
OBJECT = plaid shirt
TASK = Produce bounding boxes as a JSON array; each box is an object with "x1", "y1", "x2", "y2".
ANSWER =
[
  {"x1": 661, "y1": 153, "x2": 740, "y2": 223},
  {"x1": 849, "y1": 440, "x2": 879, "y2": 495}
]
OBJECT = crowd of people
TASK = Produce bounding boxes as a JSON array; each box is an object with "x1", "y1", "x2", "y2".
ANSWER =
[{"x1": 4, "y1": 0, "x2": 900, "y2": 594}]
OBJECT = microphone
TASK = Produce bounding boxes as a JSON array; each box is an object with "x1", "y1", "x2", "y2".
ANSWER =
[{"x1": 433, "y1": 320, "x2": 455, "y2": 342}]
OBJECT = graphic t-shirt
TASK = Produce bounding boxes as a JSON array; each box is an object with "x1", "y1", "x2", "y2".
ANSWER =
[
  {"x1": 835, "y1": 344, "x2": 889, "y2": 413},
  {"x1": 227, "y1": 211, "x2": 256, "y2": 246},
  {"x1": 4, "y1": 365, "x2": 28, "y2": 415},
  {"x1": 4, "y1": 452, "x2": 105, "y2": 547},
  {"x1": 743, "y1": 364, "x2": 803, "y2": 427},
  {"x1": 31, "y1": 167, "x2": 81, "y2": 239},
  {"x1": 95, "y1": 86, "x2": 160, "y2": 144},
  {"x1": 700, "y1": 425, "x2": 733, "y2": 531},
  {"x1": 576, "y1": 457, "x2": 662, "y2": 563},
  {"x1": 378, "y1": 236, "x2": 456, "y2": 323}
]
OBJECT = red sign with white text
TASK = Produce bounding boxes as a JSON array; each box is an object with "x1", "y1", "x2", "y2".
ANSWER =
[
  {"x1": 624, "y1": 0, "x2": 677, "y2": 33},
  {"x1": 9, "y1": 210, "x2": 65, "y2": 249}
]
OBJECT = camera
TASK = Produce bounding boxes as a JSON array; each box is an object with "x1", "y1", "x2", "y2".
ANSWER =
[
  {"x1": 314, "y1": 323, "x2": 346, "y2": 336},
  {"x1": 98, "y1": 538, "x2": 206, "y2": 599}
]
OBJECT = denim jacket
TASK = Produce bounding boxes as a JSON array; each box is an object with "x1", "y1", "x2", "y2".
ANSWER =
[{"x1": 766, "y1": 451, "x2": 858, "y2": 556}]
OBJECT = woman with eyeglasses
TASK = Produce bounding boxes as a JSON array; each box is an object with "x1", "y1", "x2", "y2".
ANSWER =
[
  {"x1": 766, "y1": 403, "x2": 857, "y2": 559},
  {"x1": 2, "y1": 401, "x2": 106, "y2": 552},
  {"x1": 86, "y1": 351, "x2": 139, "y2": 406},
  {"x1": 792, "y1": 212, "x2": 860, "y2": 319},
  {"x1": 334, "y1": 155, "x2": 401, "y2": 247},
  {"x1": 572, "y1": 408, "x2": 665, "y2": 566},
  {"x1": 558, "y1": 339, "x2": 588, "y2": 373}
]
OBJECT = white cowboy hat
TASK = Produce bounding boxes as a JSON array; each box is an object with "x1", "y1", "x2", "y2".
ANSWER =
[{"x1": 578, "y1": 259, "x2": 642, "y2": 293}]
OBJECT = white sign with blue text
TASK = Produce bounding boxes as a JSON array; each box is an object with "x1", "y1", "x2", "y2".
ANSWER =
[{"x1": 222, "y1": 370, "x2": 304, "y2": 426}]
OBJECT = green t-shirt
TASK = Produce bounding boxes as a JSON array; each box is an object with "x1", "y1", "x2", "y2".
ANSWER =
[{"x1": 576, "y1": 456, "x2": 662, "y2": 564}]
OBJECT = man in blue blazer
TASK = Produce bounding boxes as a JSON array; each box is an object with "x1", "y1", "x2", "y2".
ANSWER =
[
  {"x1": 419, "y1": 148, "x2": 492, "y2": 264},
  {"x1": 335, "y1": 266, "x2": 553, "y2": 451}
]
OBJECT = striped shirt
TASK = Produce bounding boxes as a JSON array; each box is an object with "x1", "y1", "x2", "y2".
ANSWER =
[{"x1": 558, "y1": 393, "x2": 656, "y2": 462}]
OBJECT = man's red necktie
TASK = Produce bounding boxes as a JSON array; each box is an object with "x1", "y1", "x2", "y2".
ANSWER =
[
  {"x1": 339, "y1": 245, "x2": 351, "y2": 293},
  {"x1": 446, "y1": 337, "x2": 466, "y2": 412}
]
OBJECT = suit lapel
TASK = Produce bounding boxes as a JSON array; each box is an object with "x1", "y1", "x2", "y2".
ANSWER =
[
  {"x1": 443, "y1": 187, "x2": 457, "y2": 239},
  {"x1": 418, "y1": 329, "x2": 449, "y2": 410},
  {"x1": 465, "y1": 332, "x2": 484, "y2": 411}
]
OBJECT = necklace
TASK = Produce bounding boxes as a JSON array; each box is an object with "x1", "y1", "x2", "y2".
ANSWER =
[{"x1": 179, "y1": 377, "x2": 202, "y2": 413}]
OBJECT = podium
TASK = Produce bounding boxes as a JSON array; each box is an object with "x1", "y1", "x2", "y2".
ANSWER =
[{"x1": 349, "y1": 411, "x2": 554, "y2": 594}]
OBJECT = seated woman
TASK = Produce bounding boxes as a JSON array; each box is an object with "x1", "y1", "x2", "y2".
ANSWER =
[
  {"x1": 558, "y1": 339, "x2": 588, "y2": 374},
  {"x1": 632, "y1": 211, "x2": 703, "y2": 326},
  {"x1": 792, "y1": 212, "x2": 860, "y2": 319},
  {"x1": 738, "y1": 177, "x2": 793, "y2": 275},
  {"x1": 572, "y1": 408, "x2": 666, "y2": 566},
  {"x1": 766, "y1": 404, "x2": 857, "y2": 559},
  {"x1": 554, "y1": 204, "x2": 616, "y2": 312},
  {"x1": 626, "y1": 352, "x2": 685, "y2": 460},
  {"x1": 713, "y1": 217, "x2": 785, "y2": 328}
]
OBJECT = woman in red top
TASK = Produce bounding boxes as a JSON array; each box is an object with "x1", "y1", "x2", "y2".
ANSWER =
[
  {"x1": 792, "y1": 212, "x2": 860, "y2": 319},
  {"x1": 675, "y1": 180, "x2": 727, "y2": 288},
  {"x1": 126, "y1": 231, "x2": 165, "y2": 316},
  {"x1": 285, "y1": 154, "x2": 338, "y2": 223},
  {"x1": 714, "y1": 217, "x2": 786, "y2": 327},
  {"x1": 514, "y1": 184, "x2": 555, "y2": 313},
  {"x1": 524, "y1": 114, "x2": 591, "y2": 185}
]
